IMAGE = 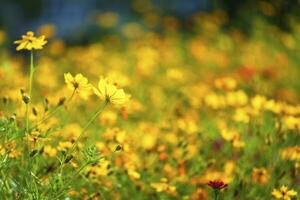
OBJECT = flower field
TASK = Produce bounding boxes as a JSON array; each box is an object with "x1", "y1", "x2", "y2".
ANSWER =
[{"x1": 0, "y1": 10, "x2": 300, "y2": 200}]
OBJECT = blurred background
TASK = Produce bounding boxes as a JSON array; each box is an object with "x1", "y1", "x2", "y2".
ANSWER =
[{"x1": 1, "y1": 0, "x2": 300, "y2": 45}]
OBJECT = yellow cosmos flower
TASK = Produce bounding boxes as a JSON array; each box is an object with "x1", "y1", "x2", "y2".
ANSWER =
[
  {"x1": 64, "y1": 73, "x2": 92, "y2": 99},
  {"x1": 93, "y1": 77, "x2": 129, "y2": 106},
  {"x1": 272, "y1": 186, "x2": 297, "y2": 200},
  {"x1": 14, "y1": 31, "x2": 47, "y2": 51}
]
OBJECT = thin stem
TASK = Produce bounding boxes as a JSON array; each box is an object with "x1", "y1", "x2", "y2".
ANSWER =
[
  {"x1": 54, "y1": 162, "x2": 89, "y2": 199},
  {"x1": 29, "y1": 50, "x2": 34, "y2": 98},
  {"x1": 58, "y1": 100, "x2": 108, "y2": 177},
  {"x1": 41, "y1": 100, "x2": 108, "y2": 197},
  {"x1": 25, "y1": 50, "x2": 34, "y2": 134},
  {"x1": 69, "y1": 100, "x2": 108, "y2": 157},
  {"x1": 214, "y1": 190, "x2": 219, "y2": 200},
  {"x1": 25, "y1": 50, "x2": 34, "y2": 195}
]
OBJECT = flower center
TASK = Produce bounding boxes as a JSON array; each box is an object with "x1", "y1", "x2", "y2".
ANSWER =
[{"x1": 72, "y1": 81, "x2": 79, "y2": 89}]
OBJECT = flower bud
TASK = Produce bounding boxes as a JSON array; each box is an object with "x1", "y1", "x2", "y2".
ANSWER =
[
  {"x1": 22, "y1": 95, "x2": 30, "y2": 104},
  {"x1": 3, "y1": 97, "x2": 8, "y2": 104},
  {"x1": 32, "y1": 107, "x2": 38, "y2": 116},
  {"x1": 64, "y1": 155, "x2": 73, "y2": 163},
  {"x1": 9, "y1": 114, "x2": 16, "y2": 122},
  {"x1": 58, "y1": 97, "x2": 66, "y2": 106},
  {"x1": 115, "y1": 144, "x2": 122, "y2": 152}
]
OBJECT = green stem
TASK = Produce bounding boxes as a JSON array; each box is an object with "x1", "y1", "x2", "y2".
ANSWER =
[
  {"x1": 26, "y1": 50, "x2": 34, "y2": 134},
  {"x1": 41, "y1": 100, "x2": 108, "y2": 197},
  {"x1": 54, "y1": 162, "x2": 89, "y2": 198},
  {"x1": 58, "y1": 100, "x2": 108, "y2": 177},
  {"x1": 69, "y1": 100, "x2": 108, "y2": 157},
  {"x1": 24, "y1": 50, "x2": 34, "y2": 195},
  {"x1": 29, "y1": 50, "x2": 34, "y2": 98},
  {"x1": 214, "y1": 190, "x2": 219, "y2": 200}
]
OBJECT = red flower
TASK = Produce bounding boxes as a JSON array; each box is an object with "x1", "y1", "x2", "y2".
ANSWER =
[{"x1": 207, "y1": 180, "x2": 228, "y2": 190}]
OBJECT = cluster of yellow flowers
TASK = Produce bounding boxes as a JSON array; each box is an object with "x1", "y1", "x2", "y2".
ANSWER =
[
  {"x1": 281, "y1": 146, "x2": 300, "y2": 161},
  {"x1": 64, "y1": 73, "x2": 129, "y2": 105},
  {"x1": 0, "y1": 17, "x2": 298, "y2": 199}
]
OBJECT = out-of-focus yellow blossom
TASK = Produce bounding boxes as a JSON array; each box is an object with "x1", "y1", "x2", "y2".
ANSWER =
[
  {"x1": 96, "y1": 12, "x2": 119, "y2": 28},
  {"x1": 272, "y1": 185, "x2": 297, "y2": 200},
  {"x1": 190, "y1": 188, "x2": 209, "y2": 200},
  {"x1": 193, "y1": 160, "x2": 235, "y2": 185},
  {"x1": 251, "y1": 167, "x2": 269, "y2": 184},
  {"x1": 115, "y1": 130, "x2": 127, "y2": 144},
  {"x1": 281, "y1": 33, "x2": 295, "y2": 50},
  {"x1": 251, "y1": 95, "x2": 267, "y2": 110},
  {"x1": 149, "y1": 86, "x2": 165, "y2": 108},
  {"x1": 60, "y1": 123, "x2": 82, "y2": 140},
  {"x1": 95, "y1": 141, "x2": 111, "y2": 156},
  {"x1": 233, "y1": 108, "x2": 250, "y2": 123},
  {"x1": 0, "y1": 145, "x2": 6, "y2": 155},
  {"x1": 163, "y1": 16, "x2": 180, "y2": 31},
  {"x1": 14, "y1": 31, "x2": 47, "y2": 51},
  {"x1": 2, "y1": 88, "x2": 23, "y2": 102},
  {"x1": 218, "y1": 121, "x2": 245, "y2": 148},
  {"x1": 219, "y1": 121, "x2": 236, "y2": 141},
  {"x1": 224, "y1": 160, "x2": 236, "y2": 176},
  {"x1": 204, "y1": 92, "x2": 226, "y2": 109},
  {"x1": 64, "y1": 73, "x2": 92, "y2": 99},
  {"x1": 259, "y1": 2, "x2": 275, "y2": 16},
  {"x1": 37, "y1": 24, "x2": 56, "y2": 38},
  {"x1": 265, "y1": 99, "x2": 282, "y2": 114},
  {"x1": 232, "y1": 136, "x2": 245, "y2": 148},
  {"x1": 150, "y1": 178, "x2": 176, "y2": 195},
  {"x1": 214, "y1": 77, "x2": 237, "y2": 91},
  {"x1": 125, "y1": 99, "x2": 145, "y2": 114},
  {"x1": 225, "y1": 90, "x2": 248, "y2": 107},
  {"x1": 166, "y1": 68, "x2": 186, "y2": 83},
  {"x1": 49, "y1": 39, "x2": 66, "y2": 56},
  {"x1": 93, "y1": 77, "x2": 129, "y2": 106},
  {"x1": 122, "y1": 22, "x2": 144, "y2": 39},
  {"x1": 69, "y1": 188, "x2": 89, "y2": 198},
  {"x1": 141, "y1": 133, "x2": 157, "y2": 150},
  {"x1": 281, "y1": 104, "x2": 300, "y2": 116},
  {"x1": 163, "y1": 131, "x2": 178, "y2": 145},
  {"x1": 86, "y1": 160, "x2": 111, "y2": 177},
  {"x1": 37, "y1": 58, "x2": 59, "y2": 89},
  {"x1": 37, "y1": 117, "x2": 59, "y2": 133},
  {"x1": 281, "y1": 146, "x2": 300, "y2": 161},
  {"x1": 68, "y1": 190, "x2": 79, "y2": 197},
  {"x1": 57, "y1": 141, "x2": 73, "y2": 152},
  {"x1": 163, "y1": 164, "x2": 177, "y2": 178},
  {"x1": 5, "y1": 142, "x2": 22, "y2": 158},
  {"x1": 189, "y1": 40, "x2": 208, "y2": 63},
  {"x1": 127, "y1": 168, "x2": 141, "y2": 180},
  {"x1": 0, "y1": 30, "x2": 6, "y2": 44},
  {"x1": 283, "y1": 116, "x2": 300, "y2": 131},
  {"x1": 28, "y1": 131, "x2": 49, "y2": 145},
  {"x1": 43, "y1": 145, "x2": 57, "y2": 157},
  {"x1": 8, "y1": 148, "x2": 22, "y2": 158},
  {"x1": 99, "y1": 110, "x2": 118, "y2": 126},
  {"x1": 134, "y1": 123, "x2": 159, "y2": 150},
  {"x1": 177, "y1": 118, "x2": 198, "y2": 134},
  {"x1": 102, "y1": 127, "x2": 122, "y2": 141},
  {"x1": 136, "y1": 46, "x2": 159, "y2": 76}
]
